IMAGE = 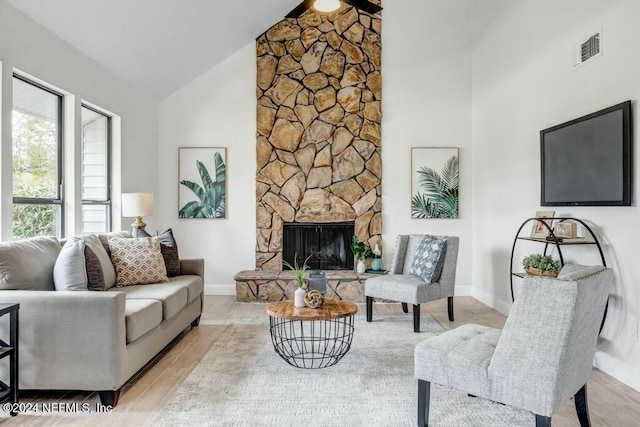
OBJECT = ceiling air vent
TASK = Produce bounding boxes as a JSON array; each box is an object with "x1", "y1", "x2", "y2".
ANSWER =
[{"x1": 574, "y1": 31, "x2": 602, "y2": 67}]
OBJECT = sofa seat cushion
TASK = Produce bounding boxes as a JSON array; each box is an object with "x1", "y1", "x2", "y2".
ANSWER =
[
  {"x1": 365, "y1": 274, "x2": 441, "y2": 305},
  {"x1": 415, "y1": 324, "x2": 500, "y2": 398},
  {"x1": 125, "y1": 299, "x2": 162, "y2": 343},
  {"x1": 167, "y1": 275, "x2": 203, "y2": 304},
  {"x1": 110, "y1": 284, "x2": 188, "y2": 320}
]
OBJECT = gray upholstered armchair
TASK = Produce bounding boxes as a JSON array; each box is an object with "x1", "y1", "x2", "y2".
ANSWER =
[
  {"x1": 365, "y1": 235, "x2": 459, "y2": 332},
  {"x1": 414, "y1": 265, "x2": 612, "y2": 426}
]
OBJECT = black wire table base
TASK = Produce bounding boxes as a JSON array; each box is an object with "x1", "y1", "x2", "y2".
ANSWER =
[{"x1": 269, "y1": 315, "x2": 355, "y2": 369}]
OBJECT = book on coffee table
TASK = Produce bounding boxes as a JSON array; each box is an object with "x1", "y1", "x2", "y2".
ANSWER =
[{"x1": 365, "y1": 269, "x2": 388, "y2": 274}]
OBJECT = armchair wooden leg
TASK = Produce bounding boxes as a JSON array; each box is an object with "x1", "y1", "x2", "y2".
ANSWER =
[
  {"x1": 402, "y1": 303, "x2": 408, "y2": 313},
  {"x1": 535, "y1": 415, "x2": 551, "y2": 427},
  {"x1": 574, "y1": 384, "x2": 591, "y2": 427},
  {"x1": 366, "y1": 296, "x2": 373, "y2": 322},
  {"x1": 418, "y1": 380, "x2": 431, "y2": 427},
  {"x1": 413, "y1": 304, "x2": 420, "y2": 332},
  {"x1": 447, "y1": 297, "x2": 454, "y2": 321}
]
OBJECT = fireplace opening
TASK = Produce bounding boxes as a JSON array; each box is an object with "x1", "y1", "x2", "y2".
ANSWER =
[{"x1": 282, "y1": 222, "x2": 355, "y2": 270}]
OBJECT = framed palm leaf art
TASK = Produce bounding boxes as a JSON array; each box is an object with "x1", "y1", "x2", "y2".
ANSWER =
[
  {"x1": 411, "y1": 147, "x2": 459, "y2": 219},
  {"x1": 178, "y1": 147, "x2": 227, "y2": 219}
]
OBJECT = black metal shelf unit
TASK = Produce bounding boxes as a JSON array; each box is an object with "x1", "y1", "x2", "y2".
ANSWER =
[
  {"x1": 509, "y1": 217, "x2": 606, "y2": 302},
  {"x1": 0, "y1": 303, "x2": 19, "y2": 416}
]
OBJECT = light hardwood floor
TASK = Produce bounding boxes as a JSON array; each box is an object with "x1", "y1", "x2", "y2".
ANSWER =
[{"x1": 3, "y1": 296, "x2": 640, "y2": 426}]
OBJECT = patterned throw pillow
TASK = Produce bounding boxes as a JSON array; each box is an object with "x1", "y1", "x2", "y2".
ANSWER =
[
  {"x1": 109, "y1": 237, "x2": 169, "y2": 287},
  {"x1": 409, "y1": 236, "x2": 448, "y2": 283},
  {"x1": 134, "y1": 228, "x2": 181, "y2": 277}
]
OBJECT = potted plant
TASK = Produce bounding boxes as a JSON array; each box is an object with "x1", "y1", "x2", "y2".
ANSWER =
[
  {"x1": 283, "y1": 254, "x2": 311, "y2": 308},
  {"x1": 522, "y1": 254, "x2": 560, "y2": 277},
  {"x1": 351, "y1": 236, "x2": 373, "y2": 274}
]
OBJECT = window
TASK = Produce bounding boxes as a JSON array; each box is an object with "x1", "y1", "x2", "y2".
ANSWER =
[
  {"x1": 12, "y1": 75, "x2": 63, "y2": 239},
  {"x1": 81, "y1": 105, "x2": 111, "y2": 233}
]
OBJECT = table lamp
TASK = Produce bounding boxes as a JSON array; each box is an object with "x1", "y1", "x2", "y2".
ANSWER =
[{"x1": 122, "y1": 192, "x2": 154, "y2": 233}]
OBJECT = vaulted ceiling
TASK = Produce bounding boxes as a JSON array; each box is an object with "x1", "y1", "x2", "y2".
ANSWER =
[{"x1": 6, "y1": 0, "x2": 301, "y2": 99}]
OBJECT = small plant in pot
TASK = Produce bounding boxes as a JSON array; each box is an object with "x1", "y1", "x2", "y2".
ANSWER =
[
  {"x1": 283, "y1": 254, "x2": 311, "y2": 308},
  {"x1": 351, "y1": 236, "x2": 373, "y2": 274},
  {"x1": 522, "y1": 254, "x2": 560, "y2": 277}
]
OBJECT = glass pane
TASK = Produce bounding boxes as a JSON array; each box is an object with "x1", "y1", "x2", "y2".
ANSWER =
[
  {"x1": 12, "y1": 203, "x2": 61, "y2": 240},
  {"x1": 12, "y1": 78, "x2": 60, "y2": 199},
  {"x1": 82, "y1": 107, "x2": 109, "y2": 201},
  {"x1": 82, "y1": 204, "x2": 109, "y2": 233}
]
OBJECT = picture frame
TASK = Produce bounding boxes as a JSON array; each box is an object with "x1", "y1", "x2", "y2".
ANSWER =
[
  {"x1": 554, "y1": 221, "x2": 577, "y2": 239},
  {"x1": 178, "y1": 147, "x2": 227, "y2": 219},
  {"x1": 531, "y1": 210, "x2": 555, "y2": 238},
  {"x1": 411, "y1": 147, "x2": 459, "y2": 219}
]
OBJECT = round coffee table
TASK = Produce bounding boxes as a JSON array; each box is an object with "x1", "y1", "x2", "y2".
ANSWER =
[{"x1": 266, "y1": 298, "x2": 357, "y2": 369}]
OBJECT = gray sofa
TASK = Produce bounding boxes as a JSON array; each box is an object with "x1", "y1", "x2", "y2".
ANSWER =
[{"x1": 0, "y1": 234, "x2": 204, "y2": 406}]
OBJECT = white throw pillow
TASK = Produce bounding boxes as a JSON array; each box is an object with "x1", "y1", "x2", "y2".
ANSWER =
[{"x1": 53, "y1": 239, "x2": 88, "y2": 291}]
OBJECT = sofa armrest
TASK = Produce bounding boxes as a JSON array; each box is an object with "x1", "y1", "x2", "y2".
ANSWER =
[
  {"x1": 0, "y1": 290, "x2": 127, "y2": 391},
  {"x1": 180, "y1": 258, "x2": 204, "y2": 280}
]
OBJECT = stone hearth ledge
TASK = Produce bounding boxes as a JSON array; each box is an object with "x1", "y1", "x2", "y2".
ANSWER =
[{"x1": 234, "y1": 270, "x2": 382, "y2": 303}]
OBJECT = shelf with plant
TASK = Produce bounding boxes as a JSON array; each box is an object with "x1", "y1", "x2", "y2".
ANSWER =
[{"x1": 522, "y1": 254, "x2": 560, "y2": 278}]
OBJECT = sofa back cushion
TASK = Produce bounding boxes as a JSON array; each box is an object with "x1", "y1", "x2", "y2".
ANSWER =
[
  {"x1": 109, "y1": 236, "x2": 169, "y2": 287},
  {"x1": 0, "y1": 236, "x2": 61, "y2": 290}
]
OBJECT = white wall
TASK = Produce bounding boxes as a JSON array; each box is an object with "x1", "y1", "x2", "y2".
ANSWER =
[
  {"x1": 471, "y1": 0, "x2": 640, "y2": 390},
  {"x1": 0, "y1": 0, "x2": 159, "y2": 236},
  {"x1": 158, "y1": 45, "x2": 256, "y2": 293},
  {"x1": 383, "y1": 0, "x2": 473, "y2": 293},
  {"x1": 158, "y1": 1, "x2": 474, "y2": 295}
]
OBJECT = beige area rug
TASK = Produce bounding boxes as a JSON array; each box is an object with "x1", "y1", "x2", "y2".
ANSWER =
[{"x1": 153, "y1": 310, "x2": 533, "y2": 426}]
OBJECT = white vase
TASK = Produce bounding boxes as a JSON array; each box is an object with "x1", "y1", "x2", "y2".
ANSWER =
[
  {"x1": 294, "y1": 287, "x2": 306, "y2": 308},
  {"x1": 357, "y1": 260, "x2": 366, "y2": 274}
]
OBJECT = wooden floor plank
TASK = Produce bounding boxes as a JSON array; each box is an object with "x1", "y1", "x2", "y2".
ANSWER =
[{"x1": 1, "y1": 296, "x2": 638, "y2": 426}]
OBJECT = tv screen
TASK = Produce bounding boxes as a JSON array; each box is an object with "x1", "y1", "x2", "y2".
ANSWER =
[{"x1": 541, "y1": 101, "x2": 632, "y2": 206}]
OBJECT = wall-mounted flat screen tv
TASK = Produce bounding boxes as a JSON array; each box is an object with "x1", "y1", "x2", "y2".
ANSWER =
[{"x1": 540, "y1": 100, "x2": 632, "y2": 206}]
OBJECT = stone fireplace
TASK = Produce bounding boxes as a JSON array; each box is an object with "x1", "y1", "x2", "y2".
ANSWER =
[
  {"x1": 236, "y1": 1, "x2": 382, "y2": 303},
  {"x1": 254, "y1": 2, "x2": 382, "y2": 272}
]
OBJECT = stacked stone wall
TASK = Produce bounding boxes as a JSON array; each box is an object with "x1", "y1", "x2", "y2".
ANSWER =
[{"x1": 256, "y1": 2, "x2": 382, "y2": 270}]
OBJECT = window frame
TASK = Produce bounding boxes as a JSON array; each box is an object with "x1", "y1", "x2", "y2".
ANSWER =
[
  {"x1": 81, "y1": 103, "x2": 112, "y2": 233},
  {"x1": 12, "y1": 73, "x2": 65, "y2": 237}
]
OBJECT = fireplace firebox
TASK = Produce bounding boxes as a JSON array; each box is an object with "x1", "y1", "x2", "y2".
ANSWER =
[{"x1": 282, "y1": 222, "x2": 355, "y2": 270}]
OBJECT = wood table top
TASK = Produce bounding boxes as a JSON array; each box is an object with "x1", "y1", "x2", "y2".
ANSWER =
[{"x1": 266, "y1": 298, "x2": 358, "y2": 321}]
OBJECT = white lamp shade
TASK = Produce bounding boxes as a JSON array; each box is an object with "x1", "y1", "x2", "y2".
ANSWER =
[
  {"x1": 122, "y1": 193, "x2": 154, "y2": 217},
  {"x1": 313, "y1": 0, "x2": 341, "y2": 12}
]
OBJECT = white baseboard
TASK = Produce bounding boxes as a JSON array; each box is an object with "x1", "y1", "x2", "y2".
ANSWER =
[
  {"x1": 204, "y1": 284, "x2": 236, "y2": 296},
  {"x1": 470, "y1": 286, "x2": 511, "y2": 316},
  {"x1": 594, "y1": 349, "x2": 640, "y2": 392},
  {"x1": 455, "y1": 285, "x2": 472, "y2": 296}
]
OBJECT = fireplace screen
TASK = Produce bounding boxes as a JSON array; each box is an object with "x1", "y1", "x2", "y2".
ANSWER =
[{"x1": 282, "y1": 222, "x2": 355, "y2": 270}]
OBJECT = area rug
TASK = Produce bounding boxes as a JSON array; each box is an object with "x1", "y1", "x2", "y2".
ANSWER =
[{"x1": 153, "y1": 311, "x2": 533, "y2": 426}]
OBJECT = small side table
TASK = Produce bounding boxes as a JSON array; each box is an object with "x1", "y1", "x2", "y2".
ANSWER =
[
  {"x1": 0, "y1": 303, "x2": 19, "y2": 416},
  {"x1": 267, "y1": 299, "x2": 357, "y2": 369}
]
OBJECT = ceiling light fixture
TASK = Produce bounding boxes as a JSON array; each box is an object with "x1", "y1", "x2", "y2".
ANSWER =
[{"x1": 313, "y1": 0, "x2": 341, "y2": 13}]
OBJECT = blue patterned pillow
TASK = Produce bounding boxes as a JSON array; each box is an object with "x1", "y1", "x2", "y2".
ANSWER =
[{"x1": 409, "y1": 236, "x2": 448, "y2": 283}]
